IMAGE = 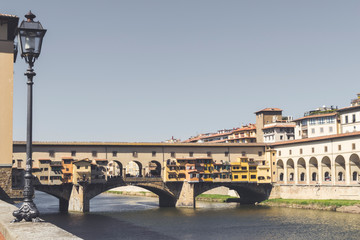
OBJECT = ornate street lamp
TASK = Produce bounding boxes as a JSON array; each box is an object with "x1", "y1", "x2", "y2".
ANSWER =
[{"x1": 12, "y1": 11, "x2": 46, "y2": 223}]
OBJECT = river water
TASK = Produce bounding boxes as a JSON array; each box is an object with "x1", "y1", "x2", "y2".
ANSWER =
[{"x1": 25, "y1": 191, "x2": 360, "y2": 240}]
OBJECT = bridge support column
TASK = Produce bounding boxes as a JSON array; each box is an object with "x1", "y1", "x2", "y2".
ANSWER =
[
  {"x1": 175, "y1": 181, "x2": 195, "y2": 208},
  {"x1": 68, "y1": 185, "x2": 90, "y2": 212},
  {"x1": 59, "y1": 198, "x2": 69, "y2": 213},
  {"x1": 159, "y1": 195, "x2": 176, "y2": 207}
]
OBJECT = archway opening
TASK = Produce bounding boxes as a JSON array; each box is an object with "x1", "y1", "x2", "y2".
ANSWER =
[
  {"x1": 287, "y1": 159, "x2": 294, "y2": 182},
  {"x1": 126, "y1": 161, "x2": 143, "y2": 177},
  {"x1": 350, "y1": 154, "x2": 360, "y2": 183},
  {"x1": 147, "y1": 160, "x2": 161, "y2": 177},
  {"x1": 107, "y1": 160, "x2": 123, "y2": 178},
  {"x1": 297, "y1": 158, "x2": 306, "y2": 182},
  {"x1": 322, "y1": 157, "x2": 331, "y2": 182},
  {"x1": 352, "y1": 171, "x2": 358, "y2": 181},
  {"x1": 277, "y1": 159, "x2": 284, "y2": 182},
  {"x1": 312, "y1": 172, "x2": 317, "y2": 181},
  {"x1": 335, "y1": 155, "x2": 345, "y2": 182},
  {"x1": 309, "y1": 157, "x2": 318, "y2": 183}
]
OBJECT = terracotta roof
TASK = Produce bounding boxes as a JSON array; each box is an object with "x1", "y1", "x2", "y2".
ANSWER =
[
  {"x1": 38, "y1": 158, "x2": 51, "y2": 161},
  {"x1": 262, "y1": 124, "x2": 295, "y2": 130},
  {"x1": 293, "y1": 112, "x2": 337, "y2": 121},
  {"x1": 337, "y1": 105, "x2": 360, "y2": 112},
  {"x1": 0, "y1": 13, "x2": 18, "y2": 18},
  {"x1": 13, "y1": 141, "x2": 265, "y2": 147},
  {"x1": 62, "y1": 157, "x2": 74, "y2": 160},
  {"x1": 270, "y1": 131, "x2": 360, "y2": 146},
  {"x1": 183, "y1": 131, "x2": 234, "y2": 143},
  {"x1": 255, "y1": 108, "x2": 282, "y2": 114},
  {"x1": 232, "y1": 125, "x2": 256, "y2": 133}
]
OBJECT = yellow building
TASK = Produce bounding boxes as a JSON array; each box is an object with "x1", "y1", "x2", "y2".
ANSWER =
[
  {"x1": 231, "y1": 157, "x2": 257, "y2": 182},
  {"x1": 73, "y1": 159, "x2": 91, "y2": 184},
  {"x1": 0, "y1": 14, "x2": 18, "y2": 167}
]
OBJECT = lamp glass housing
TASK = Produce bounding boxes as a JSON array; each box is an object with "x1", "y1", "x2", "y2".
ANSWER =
[{"x1": 17, "y1": 20, "x2": 46, "y2": 59}]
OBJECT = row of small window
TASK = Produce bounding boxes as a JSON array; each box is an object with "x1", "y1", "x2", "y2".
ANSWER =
[
  {"x1": 307, "y1": 117, "x2": 335, "y2": 125},
  {"x1": 39, "y1": 176, "x2": 61, "y2": 180},
  {"x1": 309, "y1": 126, "x2": 334, "y2": 134},
  {"x1": 279, "y1": 143, "x2": 357, "y2": 156},
  {"x1": 233, "y1": 174, "x2": 256, "y2": 179},
  {"x1": 344, "y1": 114, "x2": 357, "y2": 124},
  {"x1": 46, "y1": 150, "x2": 263, "y2": 158}
]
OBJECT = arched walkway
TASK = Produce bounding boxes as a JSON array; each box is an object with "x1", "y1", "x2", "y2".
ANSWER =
[
  {"x1": 297, "y1": 158, "x2": 306, "y2": 183},
  {"x1": 126, "y1": 161, "x2": 143, "y2": 177},
  {"x1": 321, "y1": 156, "x2": 331, "y2": 184},
  {"x1": 335, "y1": 155, "x2": 346, "y2": 184},
  {"x1": 147, "y1": 160, "x2": 162, "y2": 177},
  {"x1": 277, "y1": 159, "x2": 284, "y2": 182},
  {"x1": 309, "y1": 157, "x2": 318, "y2": 183},
  {"x1": 287, "y1": 159, "x2": 295, "y2": 183},
  {"x1": 349, "y1": 154, "x2": 360, "y2": 183},
  {"x1": 107, "y1": 160, "x2": 123, "y2": 177}
]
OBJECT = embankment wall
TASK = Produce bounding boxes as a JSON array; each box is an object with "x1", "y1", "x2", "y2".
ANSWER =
[{"x1": 269, "y1": 184, "x2": 360, "y2": 200}]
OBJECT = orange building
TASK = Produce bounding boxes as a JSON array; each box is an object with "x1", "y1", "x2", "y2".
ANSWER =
[{"x1": 62, "y1": 157, "x2": 74, "y2": 183}]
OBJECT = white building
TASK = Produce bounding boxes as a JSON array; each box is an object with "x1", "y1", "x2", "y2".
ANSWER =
[
  {"x1": 272, "y1": 131, "x2": 360, "y2": 186},
  {"x1": 294, "y1": 111, "x2": 338, "y2": 140},
  {"x1": 338, "y1": 94, "x2": 360, "y2": 134},
  {"x1": 263, "y1": 123, "x2": 295, "y2": 143}
]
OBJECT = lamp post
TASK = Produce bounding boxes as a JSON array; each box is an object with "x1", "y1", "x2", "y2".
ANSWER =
[{"x1": 12, "y1": 11, "x2": 46, "y2": 223}]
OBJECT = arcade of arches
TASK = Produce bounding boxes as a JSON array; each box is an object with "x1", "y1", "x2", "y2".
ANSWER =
[
  {"x1": 276, "y1": 153, "x2": 360, "y2": 185},
  {"x1": 107, "y1": 160, "x2": 162, "y2": 178}
]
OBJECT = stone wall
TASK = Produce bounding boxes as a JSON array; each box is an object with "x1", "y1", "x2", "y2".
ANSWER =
[
  {"x1": 270, "y1": 184, "x2": 360, "y2": 200},
  {"x1": 0, "y1": 167, "x2": 22, "y2": 201}
]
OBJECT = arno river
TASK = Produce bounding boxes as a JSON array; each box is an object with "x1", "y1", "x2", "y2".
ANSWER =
[{"x1": 25, "y1": 191, "x2": 360, "y2": 240}]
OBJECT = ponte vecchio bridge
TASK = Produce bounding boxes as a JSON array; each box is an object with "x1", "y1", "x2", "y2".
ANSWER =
[{"x1": 12, "y1": 141, "x2": 274, "y2": 212}]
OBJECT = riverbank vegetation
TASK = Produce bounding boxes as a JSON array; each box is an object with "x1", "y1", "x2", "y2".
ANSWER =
[
  {"x1": 260, "y1": 198, "x2": 360, "y2": 213},
  {"x1": 261, "y1": 199, "x2": 360, "y2": 207},
  {"x1": 196, "y1": 194, "x2": 239, "y2": 202}
]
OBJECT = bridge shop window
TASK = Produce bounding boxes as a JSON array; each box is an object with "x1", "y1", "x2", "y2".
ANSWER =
[
  {"x1": 92, "y1": 151, "x2": 97, "y2": 157},
  {"x1": 132, "y1": 151, "x2": 138, "y2": 157},
  {"x1": 338, "y1": 145, "x2": 341, "y2": 151},
  {"x1": 171, "y1": 152, "x2": 176, "y2": 158},
  {"x1": 49, "y1": 150, "x2": 55, "y2": 157},
  {"x1": 258, "y1": 151, "x2": 262, "y2": 156},
  {"x1": 300, "y1": 149, "x2": 303, "y2": 154},
  {"x1": 112, "y1": 151, "x2": 117, "y2": 157},
  {"x1": 224, "y1": 151, "x2": 229, "y2": 157},
  {"x1": 207, "y1": 151, "x2": 212, "y2": 157},
  {"x1": 189, "y1": 152, "x2": 194, "y2": 157},
  {"x1": 324, "y1": 146, "x2": 328, "y2": 152},
  {"x1": 71, "y1": 151, "x2": 76, "y2": 157},
  {"x1": 353, "y1": 143, "x2": 356, "y2": 150},
  {"x1": 152, "y1": 151, "x2": 156, "y2": 157}
]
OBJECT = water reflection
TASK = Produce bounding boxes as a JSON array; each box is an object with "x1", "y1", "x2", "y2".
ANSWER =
[{"x1": 26, "y1": 191, "x2": 360, "y2": 240}]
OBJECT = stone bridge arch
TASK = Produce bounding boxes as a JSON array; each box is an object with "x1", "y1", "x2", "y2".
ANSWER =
[
  {"x1": 35, "y1": 184, "x2": 73, "y2": 212},
  {"x1": 188, "y1": 182, "x2": 273, "y2": 207}
]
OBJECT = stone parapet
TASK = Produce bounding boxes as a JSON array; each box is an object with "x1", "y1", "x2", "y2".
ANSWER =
[{"x1": 0, "y1": 200, "x2": 81, "y2": 240}]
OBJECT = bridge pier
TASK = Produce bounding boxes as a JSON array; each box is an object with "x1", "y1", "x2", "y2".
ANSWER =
[
  {"x1": 59, "y1": 198, "x2": 69, "y2": 213},
  {"x1": 175, "y1": 181, "x2": 196, "y2": 208},
  {"x1": 68, "y1": 184, "x2": 90, "y2": 212},
  {"x1": 158, "y1": 195, "x2": 176, "y2": 207}
]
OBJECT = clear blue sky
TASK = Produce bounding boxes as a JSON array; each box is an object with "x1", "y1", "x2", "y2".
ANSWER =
[{"x1": 3, "y1": 1, "x2": 360, "y2": 142}]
